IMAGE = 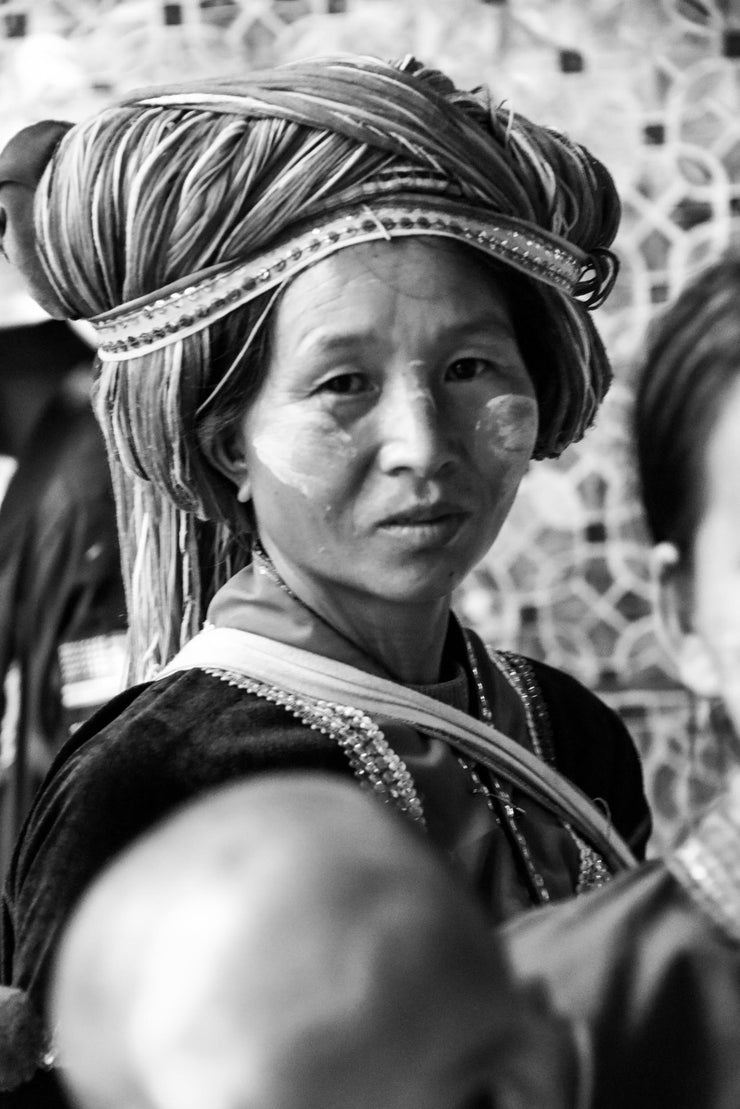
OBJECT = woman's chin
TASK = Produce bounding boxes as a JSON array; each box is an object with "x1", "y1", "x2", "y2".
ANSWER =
[{"x1": 359, "y1": 560, "x2": 472, "y2": 609}]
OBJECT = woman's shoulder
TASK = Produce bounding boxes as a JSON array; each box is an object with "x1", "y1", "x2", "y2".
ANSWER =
[
  {"x1": 8, "y1": 668, "x2": 346, "y2": 905},
  {"x1": 481, "y1": 645, "x2": 630, "y2": 746},
  {"x1": 463, "y1": 625, "x2": 628, "y2": 744},
  {"x1": 518, "y1": 653, "x2": 622, "y2": 718},
  {"x1": 48, "y1": 666, "x2": 345, "y2": 786},
  {"x1": 3, "y1": 667, "x2": 349, "y2": 1009},
  {"x1": 517, "y1": 653, "x2": 635, "y2": 755},
  {"x1": 63, "y1": 666, "x2": 313, "y2": 741},
  {"x1": 484, "y1": 646, "x2": 651, "y2": 859}
]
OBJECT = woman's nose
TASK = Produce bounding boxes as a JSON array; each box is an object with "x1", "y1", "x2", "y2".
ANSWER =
[{"x1": 377, "y1": 379, "x2": 455, "y2": 477}]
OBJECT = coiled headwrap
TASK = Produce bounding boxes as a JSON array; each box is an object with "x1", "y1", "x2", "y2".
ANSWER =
[{"x1": 0, "y1": 54, "x2": 621, "y2": 678}]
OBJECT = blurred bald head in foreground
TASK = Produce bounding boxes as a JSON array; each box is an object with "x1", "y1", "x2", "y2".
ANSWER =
[{"x1": 52, "y1": 773, "x2": 581, "y2": 1109}]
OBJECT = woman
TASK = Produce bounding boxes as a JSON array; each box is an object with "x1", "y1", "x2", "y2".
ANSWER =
[{"x1": 0, "y1": 55, "x2": 736, "y2": 1106}]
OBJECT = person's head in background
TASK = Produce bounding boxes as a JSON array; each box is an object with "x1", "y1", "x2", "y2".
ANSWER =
[
  {"x1": 51, "y1": 774, "x2": 582, "y2": 1109},
  {"x1": 635, "y1": 253, "x2": 740, "y2": 734},
  {"x1": 0, "y1": 120, "x2": 94, "y2": 459}
]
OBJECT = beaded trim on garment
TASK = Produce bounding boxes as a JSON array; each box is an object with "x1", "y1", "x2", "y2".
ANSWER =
[
  {"x1": 492, "y1": 650, "x2": 612, "y2": 894},
  {"x1": 202, "y1": 637, "x2": 611, "y2": 899},
  {"x1": 202, "y1": 666, "x2": 426, "y2": 830},
  {"x1": 460, "y1": 633, "x2": 552, "y2": 904},
  {"x1": 89, "y1": 195, "x2": 601, "y2": 362},
  {"x1": 669, "y1": 797, "x2": 740, "y2": 944}
]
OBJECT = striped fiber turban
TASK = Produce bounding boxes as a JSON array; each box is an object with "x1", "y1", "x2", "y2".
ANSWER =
[{"x1": 0, "y1": 54, "x2": 621, "y2": 675}]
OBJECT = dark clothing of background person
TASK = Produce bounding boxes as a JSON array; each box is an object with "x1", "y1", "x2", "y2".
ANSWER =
[
  {"x1": 505, "y1": 861, "x2": 740, "y2": 1109},
  {"x1": 0, "y1": 321, "x2": 86, "y2": 460},
  {"x1": 0, "y1": 321, "x2": 126, "y2": 879}
]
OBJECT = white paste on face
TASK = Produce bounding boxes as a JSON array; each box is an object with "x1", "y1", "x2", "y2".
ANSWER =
[
  {"x1": 477, "y1": 394, "x2": 539, "y2": 454},
  {"x1": 250, "y1": 417, "x2": 356, "y2": 500}
]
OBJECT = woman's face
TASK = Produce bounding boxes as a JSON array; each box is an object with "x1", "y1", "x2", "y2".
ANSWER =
[
  {"x1": 234, "y1": 238, "x2": 538, "y2": 617},
  {"x1": 680, "y1": 376, "x2": 740, "y2": 730}
]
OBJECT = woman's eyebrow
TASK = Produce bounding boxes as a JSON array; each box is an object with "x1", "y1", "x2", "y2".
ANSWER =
[
  {"x1": 442, "y1": 313, "x2": 518, "y2": 340},
  {"x1": 303, "y1": 313, "x2": 516, "y2": 350},
  {"x1": 296, "y1": 329, "x2": 382, "y2": 357}
]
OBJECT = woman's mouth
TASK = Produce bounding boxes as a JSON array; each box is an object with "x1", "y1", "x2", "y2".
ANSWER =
[{"x1": 376, "y1": 505, "x2": 471, "y2": 545}]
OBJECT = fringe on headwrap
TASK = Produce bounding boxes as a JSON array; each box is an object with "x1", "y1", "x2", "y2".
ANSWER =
[
  {"x1": 96, "y1": 330, "x2": 252, "y2": 681},
  {"x1": 110, "y1": 455, "x2": 249, "y2": 684},
  {"x1": 28, "y1": 54, "x2": 621, "y2": 680}
]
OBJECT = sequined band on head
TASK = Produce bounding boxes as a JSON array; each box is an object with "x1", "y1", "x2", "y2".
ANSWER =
[{"x1": 90, "y1": 196, "x2": 615, "y2": 362}]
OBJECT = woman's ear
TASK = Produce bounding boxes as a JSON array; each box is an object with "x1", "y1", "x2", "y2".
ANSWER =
[
  {"x1": 200, "y1": 425, "x2": 252, "y2": 504},
  {"x1": 650, "y1": 541, "x2": 721, "y2": 699}
]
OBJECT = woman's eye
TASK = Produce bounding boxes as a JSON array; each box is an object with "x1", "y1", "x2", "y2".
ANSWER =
[
  {"x1": 446, "y1": 358, "x2": 492, "y2": 382},
  {"x1": 320, "y1": 372, "x2": 368, "y2": 395}
]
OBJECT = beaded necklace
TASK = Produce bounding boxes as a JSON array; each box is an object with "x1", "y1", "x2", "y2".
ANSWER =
[
  {"x1": 492, "y1": 649, "x2": 611, "y2": 894},
  {"x1": 460, "y1": 631, "x2": 551, "y2": 904}
]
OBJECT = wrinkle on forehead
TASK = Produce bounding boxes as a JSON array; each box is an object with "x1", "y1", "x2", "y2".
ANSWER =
[
  {"x1": 355, "y1": 238, "x2": 512, "y2": 306},
  {"x1": 280, "y1": 239, "x2": 518, "y2": 351}
]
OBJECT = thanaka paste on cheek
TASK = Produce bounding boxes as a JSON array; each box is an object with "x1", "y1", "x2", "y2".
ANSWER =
[
  {"x1": 250, "y1": 414, "x2": 356, "y2": 499},
  {"x1": 476, "y1": 394, "x2": 538, "y2": 454}
]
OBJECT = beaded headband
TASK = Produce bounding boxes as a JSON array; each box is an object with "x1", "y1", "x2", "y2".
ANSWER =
[{"x1": 90, "y1": 195, "x2": 616, "y2": 362}]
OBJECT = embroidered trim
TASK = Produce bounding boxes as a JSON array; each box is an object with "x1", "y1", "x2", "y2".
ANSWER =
[
  {"x1": 199, "y1": 636, "x2": 611, "y2": 896},
  {"x1": 492, "y1": 649, "x2": 612, "y2": 894},
  {"x1": 202, "y1": 667, "x2": 426, "y2": 830},
  {"x1": 566, "y1": 824, "x2": 612, "y2": 894},
  {"x1": 493, "y1": 649, "x2": 556, "y2": 763},
  {"x1": 462, "y1": 631, "x2": 551, "y2": 904},
  {"x1": 669, "y1": 795, "x2": 740, "y2": 945},
  {"x1": 90, "y1": 196, "x2": 594, "y2": 362}
]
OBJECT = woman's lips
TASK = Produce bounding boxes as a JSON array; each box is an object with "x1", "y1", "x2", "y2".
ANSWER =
[
  {"x1": 376, "y1": 505, "x2": 471, "y2": 545},
  {"x1": 377, "y1": 501, "x2": 470, "y2": 526}
]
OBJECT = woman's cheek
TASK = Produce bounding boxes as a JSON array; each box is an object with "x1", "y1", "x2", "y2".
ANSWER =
[
  {"x1": 250, "y1": 413, "x2": 356, "y2": 500},
  {"x1": 475, "y1": 394, "x2": 539, "y2": 461},
  {"x1": 708, "y1": 621, "x2": 740, "y2": 730},
  {"x1": 693, "y1": 514, "x2": 740, "y2": 727}
]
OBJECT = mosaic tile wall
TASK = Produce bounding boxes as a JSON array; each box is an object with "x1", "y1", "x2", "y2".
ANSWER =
[{"x1": 1, "y1": 0, "x2": 739, "y2": 851}]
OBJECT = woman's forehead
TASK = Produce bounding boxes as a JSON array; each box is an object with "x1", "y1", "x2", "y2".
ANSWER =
[{"x1": 272, "y1": 237, "x2": 516, "y2": 344}]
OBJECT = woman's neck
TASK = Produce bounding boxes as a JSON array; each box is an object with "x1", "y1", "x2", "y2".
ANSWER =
[{"x1": 252, "y1": 543, "x2": 451, "y2": 685}]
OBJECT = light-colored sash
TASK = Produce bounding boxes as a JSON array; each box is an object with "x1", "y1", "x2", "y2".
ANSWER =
[{"x1": 160, "y1": 625, "x2": 636, "y2": 872}]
